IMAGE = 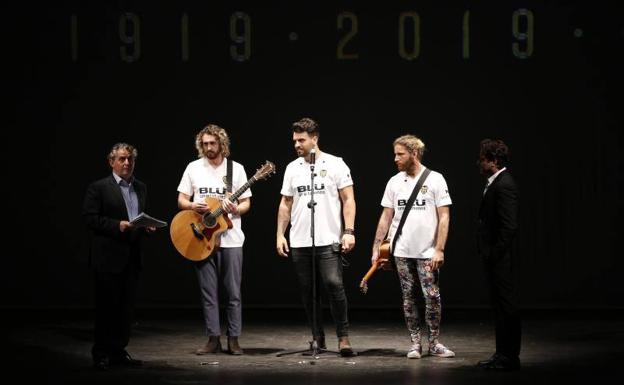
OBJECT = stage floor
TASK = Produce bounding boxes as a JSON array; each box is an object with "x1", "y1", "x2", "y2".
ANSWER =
[{"x1": 4, "y1": 309, "x2": 622, "y2": 385}]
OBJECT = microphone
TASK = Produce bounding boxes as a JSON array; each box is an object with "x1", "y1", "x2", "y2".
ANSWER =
[{"x1": 310, "y1": 148, "x2": 316, "y2": 165}]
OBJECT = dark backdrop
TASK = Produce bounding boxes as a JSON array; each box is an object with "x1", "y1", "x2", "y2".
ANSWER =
[{"x1": 6, "y1": 1, "x2": 623, "y2": 310}]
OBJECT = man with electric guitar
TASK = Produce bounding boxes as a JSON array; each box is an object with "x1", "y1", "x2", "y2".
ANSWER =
[
  {"x1": 175, "y1": 124, "x2": 252, "y2": 356},
  {"x1": 371, "y1": 135, "x2": 455, "y2": 360}
]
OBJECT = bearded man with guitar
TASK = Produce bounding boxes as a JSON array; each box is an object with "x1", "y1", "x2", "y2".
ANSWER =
[
  {"x1": 371, "y1": 135, "x2": 455, "y2": 360},
  {"x1": 176, "y1": 124, "x2": 251, "y2": 356}
]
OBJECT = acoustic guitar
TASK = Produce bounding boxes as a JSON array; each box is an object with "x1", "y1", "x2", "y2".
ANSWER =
[
  {"x1": 359, "y1": 239, "x2": 391, "y2": 294},
  {"x1": 170, "y1": 161, "x2": 275, "y2": 261}
]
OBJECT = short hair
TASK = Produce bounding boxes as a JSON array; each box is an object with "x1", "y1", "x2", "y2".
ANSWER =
[
  {"x1": 195, "y1": 124, "x2": 231, "y2": 158},
  {"x1": 108, "y1": 142, "x2": 137, "y2": 161},
  {"x1": 480, "y1": 139, "x2": 509, "y2": 167},
  {"x1": 292, "y1": 117, "x2": 319, "y2": 137},
  {"x1": 394, "y1": 135, "x2": 425, "y2": 160}
]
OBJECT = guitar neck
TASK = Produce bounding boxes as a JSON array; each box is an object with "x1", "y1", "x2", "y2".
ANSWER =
[
  {"x1": 361, "y1": 261, "x2": 380, "y2": 283},
  {"x1": 229, "y1": 177, "x2": 256, "y2": 202},
  {"x1": 210, "y1": 177, "x2": 257, "y2": 217}
]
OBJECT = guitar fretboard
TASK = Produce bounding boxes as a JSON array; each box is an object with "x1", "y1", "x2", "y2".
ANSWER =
[{"x1": 207, "y1": 177, "x2": 257, "y2": 218}]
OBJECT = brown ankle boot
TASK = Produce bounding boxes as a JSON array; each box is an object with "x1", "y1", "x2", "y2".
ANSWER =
[
  {"x1": 338, "y1": 336, "x2": 355, "y2": 357},
  {"x1": 227, "y1": 336, "x2": 244, "y2": 355},
  {"x1": 195, "y1": 336, "x2": 221, "y2": 355}
]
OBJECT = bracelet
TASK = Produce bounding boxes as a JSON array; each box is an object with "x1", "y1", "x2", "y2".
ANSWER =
[{"x1": 343, "y1": 228, "x2": 355, "y2": 235}]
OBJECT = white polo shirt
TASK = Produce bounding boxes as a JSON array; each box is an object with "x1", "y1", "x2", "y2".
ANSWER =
[
  {"x1": 281, "y1": 152, "x2": 353, "y2": 248},
  {"x1": 381, "y1": 166, "x2": 451, "y2": 259},
  {"x1": 177, "y1": 157, "x2": 252, "y2": 247}
]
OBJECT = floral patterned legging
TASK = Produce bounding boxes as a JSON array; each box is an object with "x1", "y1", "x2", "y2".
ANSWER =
[{"x1": 395, "y1": 256, "x2": 442, "y2": 345}]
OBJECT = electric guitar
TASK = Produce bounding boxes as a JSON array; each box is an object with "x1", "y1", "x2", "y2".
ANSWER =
[
  {"x1": 170, "y1": 161, "x2": 276, "y2": 261},
  {"x1": 359, "y1": 239, "x2": 391, "y2": 294}
]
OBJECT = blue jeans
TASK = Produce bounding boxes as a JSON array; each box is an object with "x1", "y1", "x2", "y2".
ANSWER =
[{"x1": 291, "y1": 245, "x2": 349, "y2": 337}]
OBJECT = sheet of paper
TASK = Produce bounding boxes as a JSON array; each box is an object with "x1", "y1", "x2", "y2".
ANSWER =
[{"x1": 130, "y1": 212, "x2": 168, "y2": 228}]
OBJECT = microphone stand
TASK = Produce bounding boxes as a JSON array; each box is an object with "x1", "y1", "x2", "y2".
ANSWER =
[{"x1": 277, "y1": 150, "x2": 338, "y2": 359}]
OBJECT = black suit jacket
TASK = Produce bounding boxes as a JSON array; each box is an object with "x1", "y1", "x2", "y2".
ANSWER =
[
  {"x1": 83, "y1": 174, "x2": 147, "y2": 273},
  {"x1": 477, "y1": 170, "x2": 519, "y2": 260}
]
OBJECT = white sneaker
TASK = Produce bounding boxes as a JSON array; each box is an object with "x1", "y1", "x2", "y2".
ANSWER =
[
  {"x1": 428, "y1": 343, "x2": 455, "y2": 358},
  {"x1": 407, "y1": 343, "x2": 422, "y2": 359}
]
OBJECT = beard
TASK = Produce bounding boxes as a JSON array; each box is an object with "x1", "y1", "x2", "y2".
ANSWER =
[
  {"x1": 397, "y1": 159, "x2": 413, "y2": 172},
  {"x1": 479, "y1": 163, "x2": 493, "y2": 176},
  {"x1": 204, "y1": 150, "x2": 218, "y2": 159}
]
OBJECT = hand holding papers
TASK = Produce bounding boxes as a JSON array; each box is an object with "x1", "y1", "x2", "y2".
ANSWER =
[{"x1": 130, "y1": 212, "x2": 168, "y2": 228}]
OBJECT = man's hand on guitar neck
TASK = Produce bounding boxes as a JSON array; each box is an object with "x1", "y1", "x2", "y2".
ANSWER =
[
  {"x1": 371, "y1": 248, "x2": 380, "y2": 265},
  {"x1": 221, "y1": 197, "x2": 239, "y2": 215},
  {"x1": 371, "y1": 244, "x2": 392, "y2": 271}
]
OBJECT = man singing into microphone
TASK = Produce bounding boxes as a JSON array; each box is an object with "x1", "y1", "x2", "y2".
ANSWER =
[{"x1": 276, "y1": 117, "x2": 356, "y2": 356}]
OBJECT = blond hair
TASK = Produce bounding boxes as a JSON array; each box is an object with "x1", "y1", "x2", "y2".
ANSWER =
[{"x1": 394, "y1": 135, "x2": 425, "y2": 160}]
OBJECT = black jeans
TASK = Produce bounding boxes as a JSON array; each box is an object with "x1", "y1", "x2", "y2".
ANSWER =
[{"x1": 291, "y1": 245, "x2": 349, "y2": 338}]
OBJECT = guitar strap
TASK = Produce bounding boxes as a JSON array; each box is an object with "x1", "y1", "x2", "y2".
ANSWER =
[
  {"x1": 390, "y1": 168, "x2": 431, "y2": 260},
  {"x1": 226, "y1": 158, "x2": 233, "y2": 194}
]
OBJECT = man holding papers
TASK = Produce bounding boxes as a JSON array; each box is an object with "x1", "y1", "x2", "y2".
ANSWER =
[
  {"x1": 130, "y1": 212, "x2": 167, "y2": 228},
  {"x1": 82, "y1": 142, "x2": 157, "y2": 370}
]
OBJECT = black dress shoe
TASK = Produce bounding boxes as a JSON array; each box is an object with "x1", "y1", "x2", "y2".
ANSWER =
[
  {"x1": 477, "y1": 353, "x2": 500, "y2": 367},
  {"x1": 480, "y1": 356, "x2": 520, "y2": 371},
  {"x1": 93, "y1": 356, "x2": 110, "y2": 371},
  {"x1": 111, "y1": 351, "x2": 143, "y2": 366}
]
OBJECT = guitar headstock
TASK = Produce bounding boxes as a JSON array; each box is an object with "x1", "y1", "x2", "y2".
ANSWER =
[
  {"x1": 253, "y1": 161, "x2": 276, "y2": 181},
  {"x1": 359, "y1": 280, "x2": 369, "y2": 295}
]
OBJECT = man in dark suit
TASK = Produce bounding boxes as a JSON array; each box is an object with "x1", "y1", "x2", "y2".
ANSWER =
[
  {"x1": 476, "y1": 139, "x2": 521, "y2": 371},
  {"x1": 83, "y1": 143, "x2": 155, "y2": 370}
]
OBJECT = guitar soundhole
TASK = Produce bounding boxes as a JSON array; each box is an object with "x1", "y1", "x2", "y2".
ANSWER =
[{"x1": 203, "y1": 214, "x2": 216, "y2": 227}]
